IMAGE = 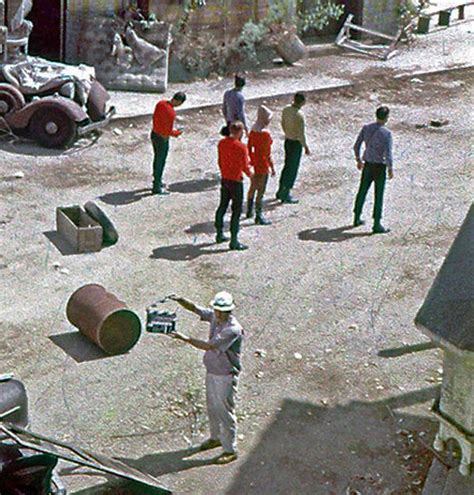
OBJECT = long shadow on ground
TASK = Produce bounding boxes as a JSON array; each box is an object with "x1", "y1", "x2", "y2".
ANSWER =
[
  {"x1": 99, "y1": 188, "x2": 153, "y2": 206},
  {"x1": 70, "y1": 387, "x2": 440, "y2": 494},
  {"x1": 150, "y1": 242, "x2": 228, "y2": 261},
  {"x1": 167, "y1": 175, "x2": 220, "y2": 194},
  {"x1": 69, "y1": 447, "x2": 216, "y2": 494},
  {"x1": 226, "y1": 387, "x2": 440, "y2": 495},
  {"x1": 298, "y1": 224, "x2": 372, "y2": 243}
]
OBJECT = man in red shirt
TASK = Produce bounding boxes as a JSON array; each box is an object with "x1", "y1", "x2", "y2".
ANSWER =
[
  {"x1": 215, "y1": 121, "x2": 253, "y2": 251},
  {"x1": 151, "y1": 92, "x2": 186, "y2": 195}
]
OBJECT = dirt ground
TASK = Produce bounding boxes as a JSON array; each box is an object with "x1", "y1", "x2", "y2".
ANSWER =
[{"x1": 0, "y1": 68, "x2": 473, "y2": 494}]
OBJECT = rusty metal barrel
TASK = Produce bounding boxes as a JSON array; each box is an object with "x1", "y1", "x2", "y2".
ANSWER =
[{"x1": 66, "y1": 284, "x2": 141, "y2": 355}]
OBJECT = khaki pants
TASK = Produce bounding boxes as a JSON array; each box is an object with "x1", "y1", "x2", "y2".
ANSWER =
[{"x1": 206, "y1": 373, "x2": 238, "y2": 453}]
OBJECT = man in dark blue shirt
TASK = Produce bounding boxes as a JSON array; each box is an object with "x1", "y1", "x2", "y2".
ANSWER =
[{"x1": 353, "y1": 106, "x2": 394, "y2": 234}]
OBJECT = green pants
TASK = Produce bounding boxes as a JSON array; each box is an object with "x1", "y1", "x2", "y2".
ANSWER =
[
  {"x1": 151, "y1": 131, "x2": 169, "y2": 191},
  {"x1": 353, "y1": 162, "x2": 387, "y2": 225},
  {"x1": 277, "y1": 139, "x2": 303, "y2": 199}
]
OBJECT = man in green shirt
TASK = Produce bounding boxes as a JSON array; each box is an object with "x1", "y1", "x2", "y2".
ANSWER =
[{"x1": 276, "y1": 92, "x2": 311, "y2": 204}]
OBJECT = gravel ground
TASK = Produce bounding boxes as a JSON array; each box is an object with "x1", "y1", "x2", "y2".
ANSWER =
[{"x1": 0, "y1": 67, "x2": 473, "y2": 494}]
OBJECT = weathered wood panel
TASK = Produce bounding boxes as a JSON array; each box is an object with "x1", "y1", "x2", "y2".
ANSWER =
[{"x1": 150, "y1": 0, "x2": 270, "y2": 40}]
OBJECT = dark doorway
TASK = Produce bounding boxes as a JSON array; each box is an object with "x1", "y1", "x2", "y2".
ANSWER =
[
  {"x1": 345, "y1": 0, "x2": 364, "y2": 25},
  {"x1": 26, "y1": 0, "x2": 65, "y2": 61}
]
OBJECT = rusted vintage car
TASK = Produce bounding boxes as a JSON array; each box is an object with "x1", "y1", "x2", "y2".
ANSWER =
[{"x1": 0, "y1": 68, "x2": 115, "y2": 148}]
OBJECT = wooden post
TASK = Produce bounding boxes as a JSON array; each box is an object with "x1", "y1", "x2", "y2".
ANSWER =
[{"x1": 253, "y1": 0, "x2": 258, "y2": 22}]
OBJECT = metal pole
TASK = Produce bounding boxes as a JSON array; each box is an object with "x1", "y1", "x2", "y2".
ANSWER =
[{"x1": 60, "y1": 0, "x2": 65, "y2": 61}]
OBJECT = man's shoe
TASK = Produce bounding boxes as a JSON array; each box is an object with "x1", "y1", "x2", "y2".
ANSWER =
[
  {"x1": 214, "y1": 452, "x2": 238, "y2": 465},
  {"x1": 199, "y1": 438, "x2": 222, "y2": 451},
  {"x1": 152, "y1": 188, "x2": 170, "y2": 195},
  {"x1": 282, "y1": 196, "x2": 299, "y2": 204},
  {"x1": 216, "y1": 233, "x2": 230, "y2": 244},
  {"x1": 353, "y1": 218, "x2": 365, "y2": 227},
  {"x1": 372, "y1": 225, "x2": 390, "y2": 234},
  {"x1": 255, "y1": 214, "x2": 272, "y2": 225},
  {"x1": 229, "y1": 241, "x2": 248, "y2": 251}
]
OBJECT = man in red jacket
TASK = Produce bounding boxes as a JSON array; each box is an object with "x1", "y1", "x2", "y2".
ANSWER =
[
  {"x1": 215, "y1": 121, "x2": 253, "y2": 251},
  {"x1": 151, "y1": 92, "x2": 186, "y2": 195}
]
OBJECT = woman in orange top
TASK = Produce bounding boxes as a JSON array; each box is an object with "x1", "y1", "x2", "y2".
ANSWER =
[{"x1": 246, "y1": 105, "x2": 275, "y2": 225}]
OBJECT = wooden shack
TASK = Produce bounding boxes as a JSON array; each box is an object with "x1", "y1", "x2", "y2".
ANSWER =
[{"x1": 415, "y1": 204, "x2": 474, "y2": 476}]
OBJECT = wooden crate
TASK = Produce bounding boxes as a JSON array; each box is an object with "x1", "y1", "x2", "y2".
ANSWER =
[{"x1": 56, "y1": 206, "x2": 103, "y2": 253}]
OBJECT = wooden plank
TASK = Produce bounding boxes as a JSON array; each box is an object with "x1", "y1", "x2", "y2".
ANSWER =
[
  {"x1": 422, "y1": 0, "x2": 474, "y2": 16},
  {"x1": 343, "y1": 22, "x2": 397, "y2": 41}
]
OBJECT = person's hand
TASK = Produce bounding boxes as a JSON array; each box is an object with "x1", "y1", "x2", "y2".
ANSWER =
[
  {"x1": 388, "y1": 168, "x2": 394, "y2": 179},
  {"x1": 304, "y1": 145, "x2": 311, "y2": 156},
  {"x1": 356, "y1": 160, "x2": 364, "y2": 171}
]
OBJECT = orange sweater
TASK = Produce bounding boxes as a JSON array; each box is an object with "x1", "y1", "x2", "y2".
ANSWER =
[
  {"x1": 218, "y1": 137, "x2": 252, "y2": 181},
  {"x1": 152, "y1": 100, "x2": 181, "y2": 138},
  {"x1": 248, "y1": 130, "x2": 273, "y2": 174}
]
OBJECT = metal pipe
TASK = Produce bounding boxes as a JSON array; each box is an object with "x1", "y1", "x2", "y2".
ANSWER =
[{"x1": 66, "y1": 284, "x2": 141, "y2": 355}]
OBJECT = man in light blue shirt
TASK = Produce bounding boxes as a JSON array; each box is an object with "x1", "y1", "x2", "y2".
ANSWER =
[
  {"x1": 353, "y1": 106, "x2": 394, "y2": 234},
  {"x1": 222, "y1": 75, "x2": 248, "y2": 133}
]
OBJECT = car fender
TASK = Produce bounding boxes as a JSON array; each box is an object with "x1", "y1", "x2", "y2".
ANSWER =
[
  {"x1": 5, "y1": 96, "x2": 88, "y2": 130},
  {"x1": 0, "y1": 83, "x2": 26, "y2": 111}
]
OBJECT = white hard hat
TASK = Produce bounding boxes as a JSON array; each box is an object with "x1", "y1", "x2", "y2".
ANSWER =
[{"x1": 210, "y1": 291, "x2": 235, "y2": 312}]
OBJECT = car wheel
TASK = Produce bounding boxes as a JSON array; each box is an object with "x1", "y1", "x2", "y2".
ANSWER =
[
  {"x1": 0, "y1": 89, "x2": 23, "y2": 116},
  {"x1": 30, "y1": 109, "x2": 77, "y2": 148}
]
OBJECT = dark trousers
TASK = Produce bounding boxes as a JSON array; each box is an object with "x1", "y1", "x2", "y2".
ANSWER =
[
  {"x1": 277, "y1": 139, "x2": 303, "y2": 198},
  {"x1": 353, "y1": 162, "x2": 387, "y2": 225},
  {"x1": 215, "y1": 179, "x2": 243, "y2": 239},
  {"x1": 151, "y1": 131, "x2": 169, "y2": 191}
]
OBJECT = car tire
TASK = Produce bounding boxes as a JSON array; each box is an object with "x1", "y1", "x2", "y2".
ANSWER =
[
  {"x1": 0, "y1": 86, "x2": 25, "y2": 116},
  {"x1": 84, "y1": 201, "x2": 119, "y2": 247},
  {"x1": 30, "y1": 109, "x2": 77, "y2": 148}
]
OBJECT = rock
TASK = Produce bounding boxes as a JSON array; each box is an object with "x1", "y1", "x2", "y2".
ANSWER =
[
  {"x1": 430, "y1": 119, "x2": 449, "y2": 127},
  {"x1": 348, "y1": 323, "x2": 359, "y2": 330},
  {"x1": 59, "y1": 268, "x2": 70, "y2": 275},
  {"x1": 13, "y1": 171, "x2": 25, "y2": 179},
  {"x1": 255, "y1": 371, "x2": 264, "y2": 379},
  {"x1": 411, "y1": 78, "x2": 424, "y2": 84},
  {"x1": 254, "y1": 349, "x2": 266, "y2": 358},
  {"x1": 294, "y1": 352, "x2": 303, "y2": 360},
  {"x1": 52, "y1": 262, "x2": 61, "y2": 269},
  {"x1": 321, "y1": 399, "x2": 328, "y2": 406},
  {"x1": 113, "y1": 128, "x2": 123, "y2": 136}
]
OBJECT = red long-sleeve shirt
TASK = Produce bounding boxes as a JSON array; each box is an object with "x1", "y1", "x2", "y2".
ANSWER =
[
  {"x1": 248, "y1": 130, "x2": 273, "y2": 174},
  {"x1": 152, "y1": 100, "x2": 181, "y2": 138},
  {"x1": 218, "y1": 137, "x2": 252, "y2": 181}
]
